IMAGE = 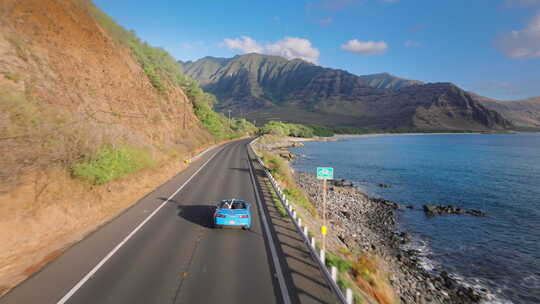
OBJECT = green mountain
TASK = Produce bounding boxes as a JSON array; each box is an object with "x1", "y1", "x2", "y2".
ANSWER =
[
  {"x1": 182, "y1": 53, "x2": 512, "y2": 130},
  {"x1": 357, "y1": 73, "x2": 423, "y2": 89}
]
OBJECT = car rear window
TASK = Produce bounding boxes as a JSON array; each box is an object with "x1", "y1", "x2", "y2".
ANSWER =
[
  {"x1": 219, "y1": 201, "x2": 246, "y2": 209},
  {"x1": 231, "y1": 202, "x2": 246, "y2": 209}
]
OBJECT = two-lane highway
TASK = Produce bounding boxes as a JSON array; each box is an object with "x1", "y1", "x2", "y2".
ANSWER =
[{"x1": 1, "y1": 138, "x2": 338, "y2": 304}]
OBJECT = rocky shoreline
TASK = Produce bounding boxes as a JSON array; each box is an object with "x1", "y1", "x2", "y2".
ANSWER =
[{"x1": 295, "y1": 173, "x2": 484, "y2": 304}]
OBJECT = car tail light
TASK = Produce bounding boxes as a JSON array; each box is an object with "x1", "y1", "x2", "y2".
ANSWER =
[
  {"x1": 216, "y1": 214, "x2": 227, "y2": 218},
  {"x1": 239, "y1": 215, "x2": 248, "y2": 218}
]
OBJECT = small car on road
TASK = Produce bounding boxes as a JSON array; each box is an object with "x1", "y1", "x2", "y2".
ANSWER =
[{"x1": 213, "y1": 199, "x2": 252, "y2": 230}]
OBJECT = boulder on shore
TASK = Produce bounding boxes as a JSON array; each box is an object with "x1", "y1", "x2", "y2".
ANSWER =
[
  {"x1": 331, "y1": 179, "x2": 354, "y2": 187},
  {"x1": 423, "y1": 205, "x2": 486, "y2": 217}
]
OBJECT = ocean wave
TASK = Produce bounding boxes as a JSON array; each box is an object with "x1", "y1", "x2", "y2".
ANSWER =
[{"x1": 402, "y1": 233, "x2": 514, "y2": 304}]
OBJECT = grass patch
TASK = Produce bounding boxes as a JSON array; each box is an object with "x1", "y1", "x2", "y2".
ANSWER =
[
  {"x1": 0, "y1": 86, "x2": 41, "y2": 133},
  {"x1": 283, "y1": 188, "x2": 316, "y2": 216},
  {"x1": 3, "y1": 71, "x2": 22, "y2": 82},
  {"x1": 261, "y1": 151, "x2": 317, "y2": 216},
  {"x1": 351, "y1": 254, "x2": 398, "y2": 304},
  {"x1": 326, "y1": 251, "x2": 353, "y2": 273},
  {"x1": 267, "y1": 181, "x2": 288, "y2": 218},
  {"x1": 72, "y1": 145, "x2": 155, "y2": 185}
]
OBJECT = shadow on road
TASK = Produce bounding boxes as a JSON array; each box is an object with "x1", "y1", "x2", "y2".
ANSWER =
[
  {"x1": 176, "y1": 205, "x2": 214, "y2": 228},
  {"x1": 228, "y1": 167, "x2": 250, "y2": 173}
]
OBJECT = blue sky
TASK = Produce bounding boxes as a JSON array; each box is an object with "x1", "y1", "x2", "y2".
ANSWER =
[{"x1": 93, "y1": 0, "x2": 540, "y2": 100}]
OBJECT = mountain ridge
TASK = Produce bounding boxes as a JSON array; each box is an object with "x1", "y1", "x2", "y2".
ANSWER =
[{"x1": 183, "y1": 53, "x2": 512, "y2": 131}]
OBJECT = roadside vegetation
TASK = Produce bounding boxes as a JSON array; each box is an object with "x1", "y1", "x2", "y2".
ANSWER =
[
  {"x1": 72, "y1": 146, "x2": 155, "y2": 185},
  {"x1": 266, "y1": 181, "x2": 288, "y2": 218},
  {"x1": 260, "y1": 150, "x2": 317, "y2": 215},
  {"x1": 259, "y1": 120, "x2": 480, "y2": 138},
  {"x1": 325, "y1": 250, "x2": 397, "y2": 304},
  {"x1": 254, "y1": 134, "x2": 398, "y2": 304},
  {"x1": 82, "y1": 1, "x2": 257, "y2": 141}
]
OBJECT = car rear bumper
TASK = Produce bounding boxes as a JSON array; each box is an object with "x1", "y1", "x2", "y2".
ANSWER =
[{"x1": 214, "y1": 217, "x2": 250, "y2": 228}]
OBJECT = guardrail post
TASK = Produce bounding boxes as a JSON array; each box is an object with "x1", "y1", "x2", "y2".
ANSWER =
[
  {"x1": 303, "y1": 226, "x2": 308, "y2": 236},
  {"x1": 320, "y1": 249, "x2": 325, "y2": 264},
  {"x1": 311, "y1": 237, "x2": 316, "y2": 249},
  {"x1": 292, "y1": 211, "x2": 297, "y2": 220},
  {"x1": 346, "y1": 289, "x2": 353, "y2": 304},
  {"x1": 331, "y1": 266, "x2": 337, "y2": 282},
  {"x1": 297, "y1": 218, "x2": 302, "y2": 226}
]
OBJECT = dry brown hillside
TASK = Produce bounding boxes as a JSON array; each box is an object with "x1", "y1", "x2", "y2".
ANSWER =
[
  {"x1": 0, "y1": 0, "x2": 217, "y2": 295},
  {"x1": 0, "y1": 0, "x2": 213, "y2": 191}
]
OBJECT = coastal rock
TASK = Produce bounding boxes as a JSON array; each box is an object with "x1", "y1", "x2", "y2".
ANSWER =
[
  {"x1": 423, "y1": 205, "x2": 486, "y2": 217},
  {"x1": 331, "y1": 179, "x2": 354, "y2": 187},
  {"x1": 378, "y1": 183, "x2": 391, "y2": 188},
  {"x1": 278, "y1": 151, "x2": 295, "y2": 160},
  {"x1": 373, "y1": 198, "x2": 401, "y2": 209}
]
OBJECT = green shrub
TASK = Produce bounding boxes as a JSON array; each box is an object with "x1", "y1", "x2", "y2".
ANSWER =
[
  {"x1": 259, "y1": 121, "x2": 314, "y2": 138},
  {"x1": 308, "y1": 124, "x2": 335, "y2": 137},
  {"x1": 337, "y1": 275, "x2": 353, "y2": 290},
  {"x1": 326, "y1": 252, "x2": 353, "y2": 273},
  {"x1": 72, "y1": 146, "x2": 155, "y2": 185}
]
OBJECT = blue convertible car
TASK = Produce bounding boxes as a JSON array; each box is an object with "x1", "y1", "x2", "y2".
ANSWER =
[{"x1": 213, "y1": 199, "x2": 252, "y2": 230}]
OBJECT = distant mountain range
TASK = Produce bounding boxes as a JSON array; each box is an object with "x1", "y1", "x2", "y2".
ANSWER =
[
  {"x1": 180, "y1": 53, "x2": 538, "y2": 131},
  {"x1": 472, "y1": 95, "x2": 540, "y2": 129}
]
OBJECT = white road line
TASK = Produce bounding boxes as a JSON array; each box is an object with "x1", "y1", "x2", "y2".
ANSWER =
[
  {"x1": 246, "y1": 145, "x2": 292, "y2": 304},
  {"x1": 56, "y1": 145, "x2": 223, "y2": 304}
]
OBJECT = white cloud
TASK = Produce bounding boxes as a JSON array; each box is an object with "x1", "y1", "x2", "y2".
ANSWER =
[
  {"x1": 265, "y1": 37, "x2": 320, "y2": 63},
  {"x1": 221, "y1": 36, "x2": 320, "y2": 63},
  {"x1": 497, "y1": 12, "x2": 540, "y2": 58},
  {"x1": 404, "y1": 40, "x2": 422, "y2": 47},
  {"x1": 222, "y1": 36, "x2": 264, "y2": 53},
  {"x1": 341, "y1": 39, "x2": 388, "y2": 55}
]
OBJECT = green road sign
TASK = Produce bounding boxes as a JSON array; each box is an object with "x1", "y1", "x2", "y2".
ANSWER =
[{"x1": 317, "y1": 167, "x2": 334, "y2": 180}]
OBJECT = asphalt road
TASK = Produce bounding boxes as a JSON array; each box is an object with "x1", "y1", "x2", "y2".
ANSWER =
[{"x1": 1, "y1": 138, "x2": 338, "y2": 304}]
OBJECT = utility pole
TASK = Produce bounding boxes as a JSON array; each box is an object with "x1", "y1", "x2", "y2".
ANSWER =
[{"x1": 228, "y1": 110, "x2": 232, "y2": 129}]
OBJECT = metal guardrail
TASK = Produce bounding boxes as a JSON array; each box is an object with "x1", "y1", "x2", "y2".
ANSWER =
[{"x1": 249, "y1": 137, "x2": 354, "y2": 304}]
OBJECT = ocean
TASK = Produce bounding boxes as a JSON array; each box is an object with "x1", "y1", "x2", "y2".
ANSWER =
[{"x1": 290, "y1": 133, "x2": 540, "y2": 304}]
